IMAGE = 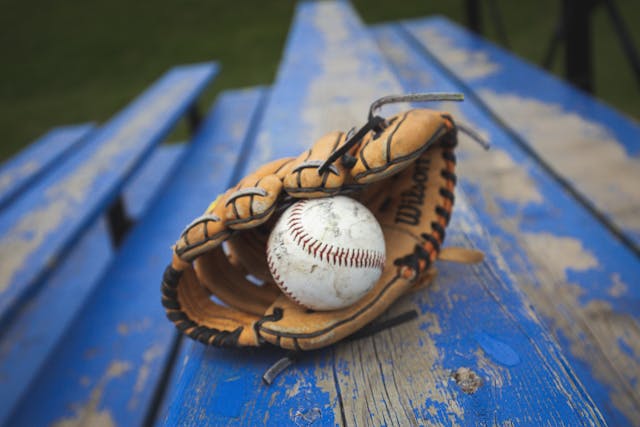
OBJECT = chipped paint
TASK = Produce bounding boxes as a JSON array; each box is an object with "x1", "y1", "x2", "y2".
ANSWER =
[
  {"x1": 374, "y1": 27, "x2": 433, "y2": 89},
  {"x1": 458, "y1": 125, "x2": 639, "y2": 422},
  {"x1": 520, "y1": 232, "x2": 599, "y2": 277},
  {"x1": 230, "y1": 120, "x2": 247, "y2": 141},
  {"x1": 291, "y1": 14, "x2": 603, "y2": 416},
  {"x1": 475, "y1": 349, "x2": 511, "y2": 389},
  {"x1": 446, "y1": 104, "x2": 543, "y2": 206},
  {"x1": 286, "y1": 376, "x2": 323, "y2": 426},
  {"x1": 516, "y1": 262, "x2": 640, "y2": 423},
  {"x1": 608, "y1": 274, "x2": 628, "y2": 298},
  {"x1": 0, "y1": 77, "x2": 195, "y2": 293},
  {"x1": 411, "y1": 27, "x2": 500, "y2": 80},
  {"x1": 129, "y1": 344, "x2": 164, "y2": 409},
  {"x1": 479, "y1": 89, "x2": 640, "y2": 233},
  {"x1": 286, "y1": 373, "x2": 305, "y2": 399},
  {"x1": 0, "y1": 161, "x2": 39, "y2": 193},
  {"x1": 252, "y1": 1, "x2": 403, "y2": 170},
  {"x1": 116, "y1": 317, "x2": 152, "y2": 335},
  {"x1": 432, "y1": 94, "x2": 639, "y2": 423},
  {"x1": 311, "y1": 357, "x2": 339, "y2": 417},
  {"x1": 52, "y1": 361, "x2": 131, "y2": 427},
  {"x1": 303, "y1": 2, "x2": 402, "y2": 141},
  {"x1": 315, "y1": 299, "x2": 465, "y2": 426},
  {"x1": 458, "y1": 146, "x2": 639, "y2": 422}
]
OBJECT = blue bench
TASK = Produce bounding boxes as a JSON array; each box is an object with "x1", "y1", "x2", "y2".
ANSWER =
[
  {"x1": 371, "y1": 18, "x2": 640, "y2": 426},
  {"x1": 0, "y1": 63, "x2": 217, "y2": 425},
  {"x1": 1, "y1": 1, "x2": 639, "y2": 426},
  {"x1": 158, "y1": 2, "x2": 606, "y2": 425},
  {"x1": 0, "y1": 124, "x2": 95, "y2": 211}
]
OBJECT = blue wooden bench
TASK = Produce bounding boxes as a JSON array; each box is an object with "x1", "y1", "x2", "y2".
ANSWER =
[
  {"x1": 0, "y1": 62, "x2": 217, "y2": 425},
  {"x1": 1, "y1": 1, "x2": 639, "y2": 426},
  {"x1": 153, "y1": 4, "x2": 615, "y2": 426},
  {"x1": 0, "y1": 124, "x2": 95, "y2": 211},
  {"x1": 370, "y1": 18, "x2": 640, "y2": 426}
]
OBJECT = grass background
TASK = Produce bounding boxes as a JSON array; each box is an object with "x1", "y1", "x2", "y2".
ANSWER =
[{"x1": 0, "y1": 0, "x2": 638, "y2": 161}]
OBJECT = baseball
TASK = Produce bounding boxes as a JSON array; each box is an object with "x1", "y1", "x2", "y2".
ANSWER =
[{"x1": 267, "y1": 196, "x2": 385, "y2": 311}]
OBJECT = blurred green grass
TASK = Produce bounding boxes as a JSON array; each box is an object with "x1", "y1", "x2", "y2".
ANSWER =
[{"x1": 0, "y1": 0, "x2": 638, "y2": 161}]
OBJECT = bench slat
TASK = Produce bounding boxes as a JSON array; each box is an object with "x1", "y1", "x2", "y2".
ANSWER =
[
  {"x1": 0, "y1": 63, "x2": 217, "y2": 329},
  {"x1": 0, "y1": 217, "x2": 113, "y2": 426},
  {"x1": 0, "y1": 123, "x2": 94, "y2": 211},
  {"x1": 123, "y1": 143, "x2": 188, "y2": 220},
  {"x1": 403, "y1": 17, "x2": 640, "y2": 254},
  {"x1": 7, "y1": 88, "x2": 268, "y2": 427},
  {"x1": 0, "y1": 142, "x2": 191, "y2": 425},
  {"x1": 372, "y1": 23, "x2": 640, "y2": 426},
  {"x1": 159, "y1": 3, "x2": 604, "y2": 426}
]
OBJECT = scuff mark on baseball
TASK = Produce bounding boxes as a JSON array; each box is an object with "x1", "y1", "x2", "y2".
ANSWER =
[{"x1": 267, "y1": 196, "x2": 385, "y2": 311}]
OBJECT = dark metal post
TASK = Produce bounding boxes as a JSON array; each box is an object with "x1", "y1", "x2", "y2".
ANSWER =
[
  {"x1": 563, "y1": 0, "x2": 595, "y2": 92},
  {"x1": 602, "y1": 0, "x2": 640, "y2": 89},
  {"x1": 465, "y1": 0, "x2": 482, "y2": 35},
  {"x1": 187, "y1": 103, "x2": 202, "y2": 136},
  {"x1": 107, "y1": 196, "x2": 134, "y2": 247}
]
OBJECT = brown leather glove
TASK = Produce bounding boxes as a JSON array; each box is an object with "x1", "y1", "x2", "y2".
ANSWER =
[{"x1": 161, "y1": 93, "x2": 483, "y2": 351}]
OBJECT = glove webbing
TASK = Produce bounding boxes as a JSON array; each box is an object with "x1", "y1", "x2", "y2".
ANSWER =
[{"x1": 318, "y1": 93, "x2": 465, "y2": 175}]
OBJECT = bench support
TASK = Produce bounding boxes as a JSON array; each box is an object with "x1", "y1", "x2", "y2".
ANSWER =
[{"x1": 106, "y1": 195, "x2": 134, "y2": 247}]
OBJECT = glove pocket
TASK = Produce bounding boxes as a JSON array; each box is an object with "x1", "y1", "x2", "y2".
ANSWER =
[{"x1": 256, "y1": 266, "x2": 414, "y2": 351}]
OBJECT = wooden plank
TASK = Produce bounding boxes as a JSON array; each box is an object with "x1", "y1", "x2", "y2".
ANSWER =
[
  {"x1": 371, "y1": 23, "x2": 640, "y2": 426},
  {"x1": 0, "y1": 62, "x2": 217, "y2": 329},
  {"x1": 0, "y1": 217, "x2": 113, "y2": 426},
  {"x1": 0, "y1": 142, "x2": 189, "y2": 425},
  {"x1": 401, "y1": 16, "x2": 640, "y2": 254},
  {"x1": 159, "y1": 3, "x2": 604, "y2": 426},
  {"x1": 151, "y1": 337, "x2": 194, "y2": 426},
  {"x1": 123, "y1": 143, "x2": 188, "y2": 220},
  {"x1": 6, "y1": 88, "x2": 268, "y2": 427},
  {"x1": 0, "y1": 123, "x2": 94, "y2": 211},
  {"x1": 160, "y1": 201, "x2": 605, "y2": 427}
]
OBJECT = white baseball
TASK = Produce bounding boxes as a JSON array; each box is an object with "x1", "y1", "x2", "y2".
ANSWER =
[{"x1": 267, "y1": 196, "x2": 386, "y2": 311}]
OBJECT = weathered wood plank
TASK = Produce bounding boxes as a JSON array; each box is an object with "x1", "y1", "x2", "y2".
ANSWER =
[
  {"x1": 6, "y1": 88, "x2": 268, "y2": 427},
  {"x1": 0, "y1": 142, "x2": 188, "y2": 426},
  {"x1": 0, "y1": 217, "x2": 113, "y2": 426},
  {"x1": 372, "y1": 22, "x2": 640, "y2": 426},
  {"x1": 402, "y1": 16, "x2": 640, "y2": 254},
  {"x1": 0, "y1": 123, "x2": 94, "y2": 211},
  {"x1": 164, "y1": 197, "x2": 605, "y2": 426},
  {"x1": 0, "y1": 63, "x2": 217, "y2": 329},
  {"x1": 159, "y1": 3, "x2": 604, "y2": 426},
  {"x1": 123, "y1": 143, "x2": 188, "y2": 220}
]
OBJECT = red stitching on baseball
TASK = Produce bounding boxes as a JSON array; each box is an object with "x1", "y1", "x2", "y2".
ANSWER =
[
  {"x1": 319, "y1": 243, "x2": 328, "y2": 261},
  {"x1": 267, "y1": 251, "x2": 305, "y2": 307},
  {"x1": 286, "y1": 200, "x2": 385, "y2": 271}
]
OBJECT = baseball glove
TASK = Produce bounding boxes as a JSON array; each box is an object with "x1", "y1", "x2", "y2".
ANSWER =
[{"x1": 161, "y1": 93, "x2": 485, "y2": 352}]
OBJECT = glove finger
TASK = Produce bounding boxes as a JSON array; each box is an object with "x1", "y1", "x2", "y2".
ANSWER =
[
  {"x1": 350, "y1": 109, "x2": 455, "y2": 184},
  {"x1": 162, "y1": 254, "x2": 262, "y2": 347},
  {"x1": 174, "y1": 196, "x2": 230, "y2": 262},
  {"x1": 225, "y1": 158, "x2": 294, "y2": 230},
  {"x1": 194, "y1": 246, "x2": 280, "y2": 316},
  {"x1": 282, "y1": 131, "x2": 353, "y2": 198}
]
